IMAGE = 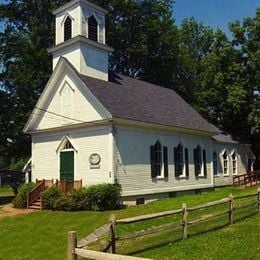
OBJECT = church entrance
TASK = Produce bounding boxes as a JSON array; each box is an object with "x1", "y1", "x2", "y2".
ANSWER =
[{"x1": 60, "y1": 151, "x2": 74, "y2": 181}]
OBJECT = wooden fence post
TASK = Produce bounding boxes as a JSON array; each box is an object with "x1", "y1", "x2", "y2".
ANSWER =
[
  {"x1": 109, "y1": 214, "x2": 116, "y2": 254},
  {"x1": 228, "y1": 194, "x2": 234, "y2": 225},
  {"x1": 67, "y1": 231, "x2": 77, "y2": 260},
  {"x1": 182, "y1": 203, "x2": 188, "y2": 240},
  {"x1": 257, "y1": 188, "x2": 260, "y2": 214}
]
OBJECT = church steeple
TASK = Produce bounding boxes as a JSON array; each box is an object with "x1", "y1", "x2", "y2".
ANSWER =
[{"x1": 48, "y1": 0, "x2": 113, "y2": 81}]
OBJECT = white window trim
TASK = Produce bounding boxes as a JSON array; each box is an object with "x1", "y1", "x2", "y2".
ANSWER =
[
  {"x1": 231, "y1": 151, "x2": 238, "y2": 175},
  {"x1": 179, "y1": 148, "x2": 186, "y2": 178},
  {"x1": 222, "y1": 150, "x2": 229, "y2": 176},
  {"x1": 85, "y1": 14, "x2": 100, "y2": 42},
  {"x1": 156, "y1": 146, "x2": 165, "y2": 179},
  {"x1": 154, "y1": 140, "x2": 165, "y2": 179},
  {"x1": 195, "y1": 145, "x2": 205, "y2": 178},
  {"x1": 175, "y1": 142, "x2": 187, "y2": 178},
  {"x1": 62, "y1": 14, "x2": 74, "y2": 42}
]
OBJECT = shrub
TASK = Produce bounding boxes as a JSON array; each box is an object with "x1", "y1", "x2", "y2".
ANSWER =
[
  {"x1": 87, "y1": 184, "x2": 121, "y2": 211},
  {"x1": 12, "y1": 183, "x2": 35, "y2": 208},
  {"x1": 54, "y1": 196, "x2": 76, "y2": 211},
  {"x1": 42, "y1": 187, "x2": 62, "y2": 210},
  {"x1": 71, "y1": 188, "x2": 91, "y2": 210},
  {"x1": 35, "y1": 183, "x2": 121, "y2": 212}
]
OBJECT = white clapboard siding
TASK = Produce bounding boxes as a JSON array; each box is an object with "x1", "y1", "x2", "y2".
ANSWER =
[
  {"x1": 31, "y1": 127, "x2": 112, "y2": 185},
  {"x1": 114, "y1": 127, "x2": 214, "y2": 197},
  {"x1": 35, "y1": 69, "x2": 108, "y2": 131}
]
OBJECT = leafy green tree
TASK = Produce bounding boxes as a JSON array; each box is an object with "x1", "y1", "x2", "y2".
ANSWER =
[
  {"x1": 229, "y1": 8, "x2": 260, "y2": 158},
  {"x1": 176, "y1": 18, "x2": 215, "y2": 104}
]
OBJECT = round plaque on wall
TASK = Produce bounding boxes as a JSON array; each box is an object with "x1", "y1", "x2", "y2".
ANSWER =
[{"x1": 89, "y1": 153, "x2": 101, "y2": 165}]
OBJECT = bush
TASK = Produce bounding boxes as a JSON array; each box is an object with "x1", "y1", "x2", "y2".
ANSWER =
[
  {"x1": 54, "y1": 196, "x2": 77, "y2": 211},
  {"x1": 12, "y1": 183, "x2": 35, "y2": 208},
  {"x1": 42, "y1": 187, "x2": 62, "y2": 210},
  {"x1": 50, "y1": 184, "x2": 121, "y2": 211},
  {"x1": 87, "y1": 184, "x2": 121, "y2": 211},
  {"x1": 71, "y1": 188, "x2": 91, "y2": 210}
]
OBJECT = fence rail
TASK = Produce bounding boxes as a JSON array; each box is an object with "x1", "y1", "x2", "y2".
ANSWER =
[
  {"x1": 69, "y1": 187, "x2": 260, "y2": 259},
  {"x1": 233, "y1": 171, "x2": 260, "y2": 187},
  {"x1": 27, "y1": 180, "x2": 45, "y2": 208}
]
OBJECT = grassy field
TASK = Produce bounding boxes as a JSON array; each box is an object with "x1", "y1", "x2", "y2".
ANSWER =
[
  {"x1": 0, "y1": 186, "x2": 259, "y2": 260},
  {"x1": 0, "y1": 186, "x2": 13, "y2": 197}
]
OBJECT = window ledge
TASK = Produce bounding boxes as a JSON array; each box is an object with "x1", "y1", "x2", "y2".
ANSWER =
[
  {"x1": 223, "y1": 174, "x2": 230, "y2": 177},
  {"x1": 156, "y1": 176, "x2": 166, "y2": 180},
  {"x1": 178, "y1": 175, "x2": 187, "y2": 179},
  {"x1": 214, "y1": 175, "x2": 220, "y2": 178},
  {"x1": 197, "y1": 174, "x2": 205, "y2": 178}
]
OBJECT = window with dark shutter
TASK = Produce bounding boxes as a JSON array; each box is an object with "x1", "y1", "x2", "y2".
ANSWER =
[
  {"x1": 163, "y1": 147, "x2": 168, "y2": 178},
  {"x1": 88, "y1": 15, "x2": 98, "y2": 42},
  {"x1": 213, "y1": 151, "x2": 218, "y2": 176},
  {"x1": 203, "y1": 149, "x2": 207, "y2": 176},
  {"x1": 151, "y1": 141, "x2": 163, "y2": 178},
  {"x1": 174, "y1": 143, "x2": 184, "y2": 177},
  {"x1": 64, "y1": 17, "x2": 72, "y2": 41},
  {"x1": 194, "y1": 145, "x2": 202, "y2": 176},
  {"x1": 150, "y1": 145, "x2": 156, "y2": 178},
  {"x1": 185, "y1": 148, "x2": 189, "y2": 177}
]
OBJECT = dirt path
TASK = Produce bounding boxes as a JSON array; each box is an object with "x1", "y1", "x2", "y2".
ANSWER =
[{"x1": 0, "y1": 204, "x2": 36, "y2": 219}]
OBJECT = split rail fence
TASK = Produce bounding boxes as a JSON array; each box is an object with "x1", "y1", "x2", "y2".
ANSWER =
[
  {"x1": 233, "y1": 171, "x2": 260, "y2": 187},
  {"x1": 68, "y1": 188, "x2": 260, "y2": 260}
]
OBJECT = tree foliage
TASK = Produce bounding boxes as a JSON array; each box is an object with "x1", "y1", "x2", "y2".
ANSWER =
[{"x1": 0, "y1": 1, "x2": 259, "y2": 166}]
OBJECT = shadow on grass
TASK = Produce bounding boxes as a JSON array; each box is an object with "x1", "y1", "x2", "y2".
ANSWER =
[
  {"x1": 127, "y1": 237, "x2": 181, "y2": 256},
  {"x1": 121, "y1": 210, "x2": 258, "y2": 257},
  {"x1": 0, "y1": 196, "x2": 15, "y2": 205}
]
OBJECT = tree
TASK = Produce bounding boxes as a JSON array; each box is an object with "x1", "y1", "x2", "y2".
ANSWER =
[
  {"x1": 0, "y1": 0, "x2": 68, "y2": 165},
  {"x1": 229, "y1": 8, "x2": 260, "y2": 159},
  {"x1": 0, "y1": 0, "x2": 179, "y2": 166},
  {"x1": 176, "y1": 18, "x2": 215, "y2": 104},
  {"x1": 104, "y1": 0, "x2": 178, "y2": 88}
]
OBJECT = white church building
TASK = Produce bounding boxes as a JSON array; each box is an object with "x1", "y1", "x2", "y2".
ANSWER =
[{"x1": 24, "y1": 0, "x2": 254, "y2": 204}]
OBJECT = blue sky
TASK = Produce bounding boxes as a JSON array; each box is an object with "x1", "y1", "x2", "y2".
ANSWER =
[
  {"x1": 174, "y1": 0, "x2": 259, "y2": 34},
  {"x1": 0, "y1": 0, "x2": 259, "y2": 34}
]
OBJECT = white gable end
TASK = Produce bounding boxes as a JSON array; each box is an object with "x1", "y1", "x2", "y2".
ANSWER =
[{"x1": 24, "y1": 58, "x2": 111, "y2": 132}]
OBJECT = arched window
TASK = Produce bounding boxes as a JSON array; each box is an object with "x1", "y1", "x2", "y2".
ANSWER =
[
  {"x1": 64, "y1": 16, "x2": 72, "y2": 41},
  {"x1": 150, "y1": 141, "x2": 168, "y2": 178},
  {"x1": 223, "y1": 151, "x2": 228, "y2": 175},
  {"x1": 88, "y1": 15, "x2": 98, "y2": 42},
  {"x1": 231, "y1": 152, "x2": 237, "y2": 175},
  {"x1": 213, "y1": 151, "x2": 218, "y2": 176}
]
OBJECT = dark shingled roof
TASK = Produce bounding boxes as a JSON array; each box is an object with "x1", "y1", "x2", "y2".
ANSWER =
[
  {"x1": 213, "y1": 131, "x2": 239, "y2": 144},
  {"x1": 64, "y1": 58, "x2": 219, "y2": 134},
  {"x1": 78, "y1": 72, "x2": 219, "y2": 134}
]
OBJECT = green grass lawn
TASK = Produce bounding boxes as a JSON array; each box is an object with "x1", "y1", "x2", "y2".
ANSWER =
[
  {"x1": 0, "y1": 186, "x2": 259, "y2": 260},
  {"x1": 0, "y1": 186, "x2": 13, "y2": 197}
]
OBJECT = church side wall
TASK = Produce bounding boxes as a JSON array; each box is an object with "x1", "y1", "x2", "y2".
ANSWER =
[
  {"x1": 114, "y1": 127, "x2": 214, "y2": 198},
  {"x1": 31, "y1": 126, "x2": 113, "y2": 186},
  {"x1": 212, "y1": 142, "x2": 250, "y2": 186}
]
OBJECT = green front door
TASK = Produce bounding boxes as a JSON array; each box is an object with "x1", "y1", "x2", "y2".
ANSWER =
[{"x1": 60, "y1": 151, "x2": 74, "y2": 181}]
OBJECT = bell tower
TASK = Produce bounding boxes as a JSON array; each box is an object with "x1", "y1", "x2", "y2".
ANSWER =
[{"x1": 48, "y1": 0, "x2": 113, "y2": 81}]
